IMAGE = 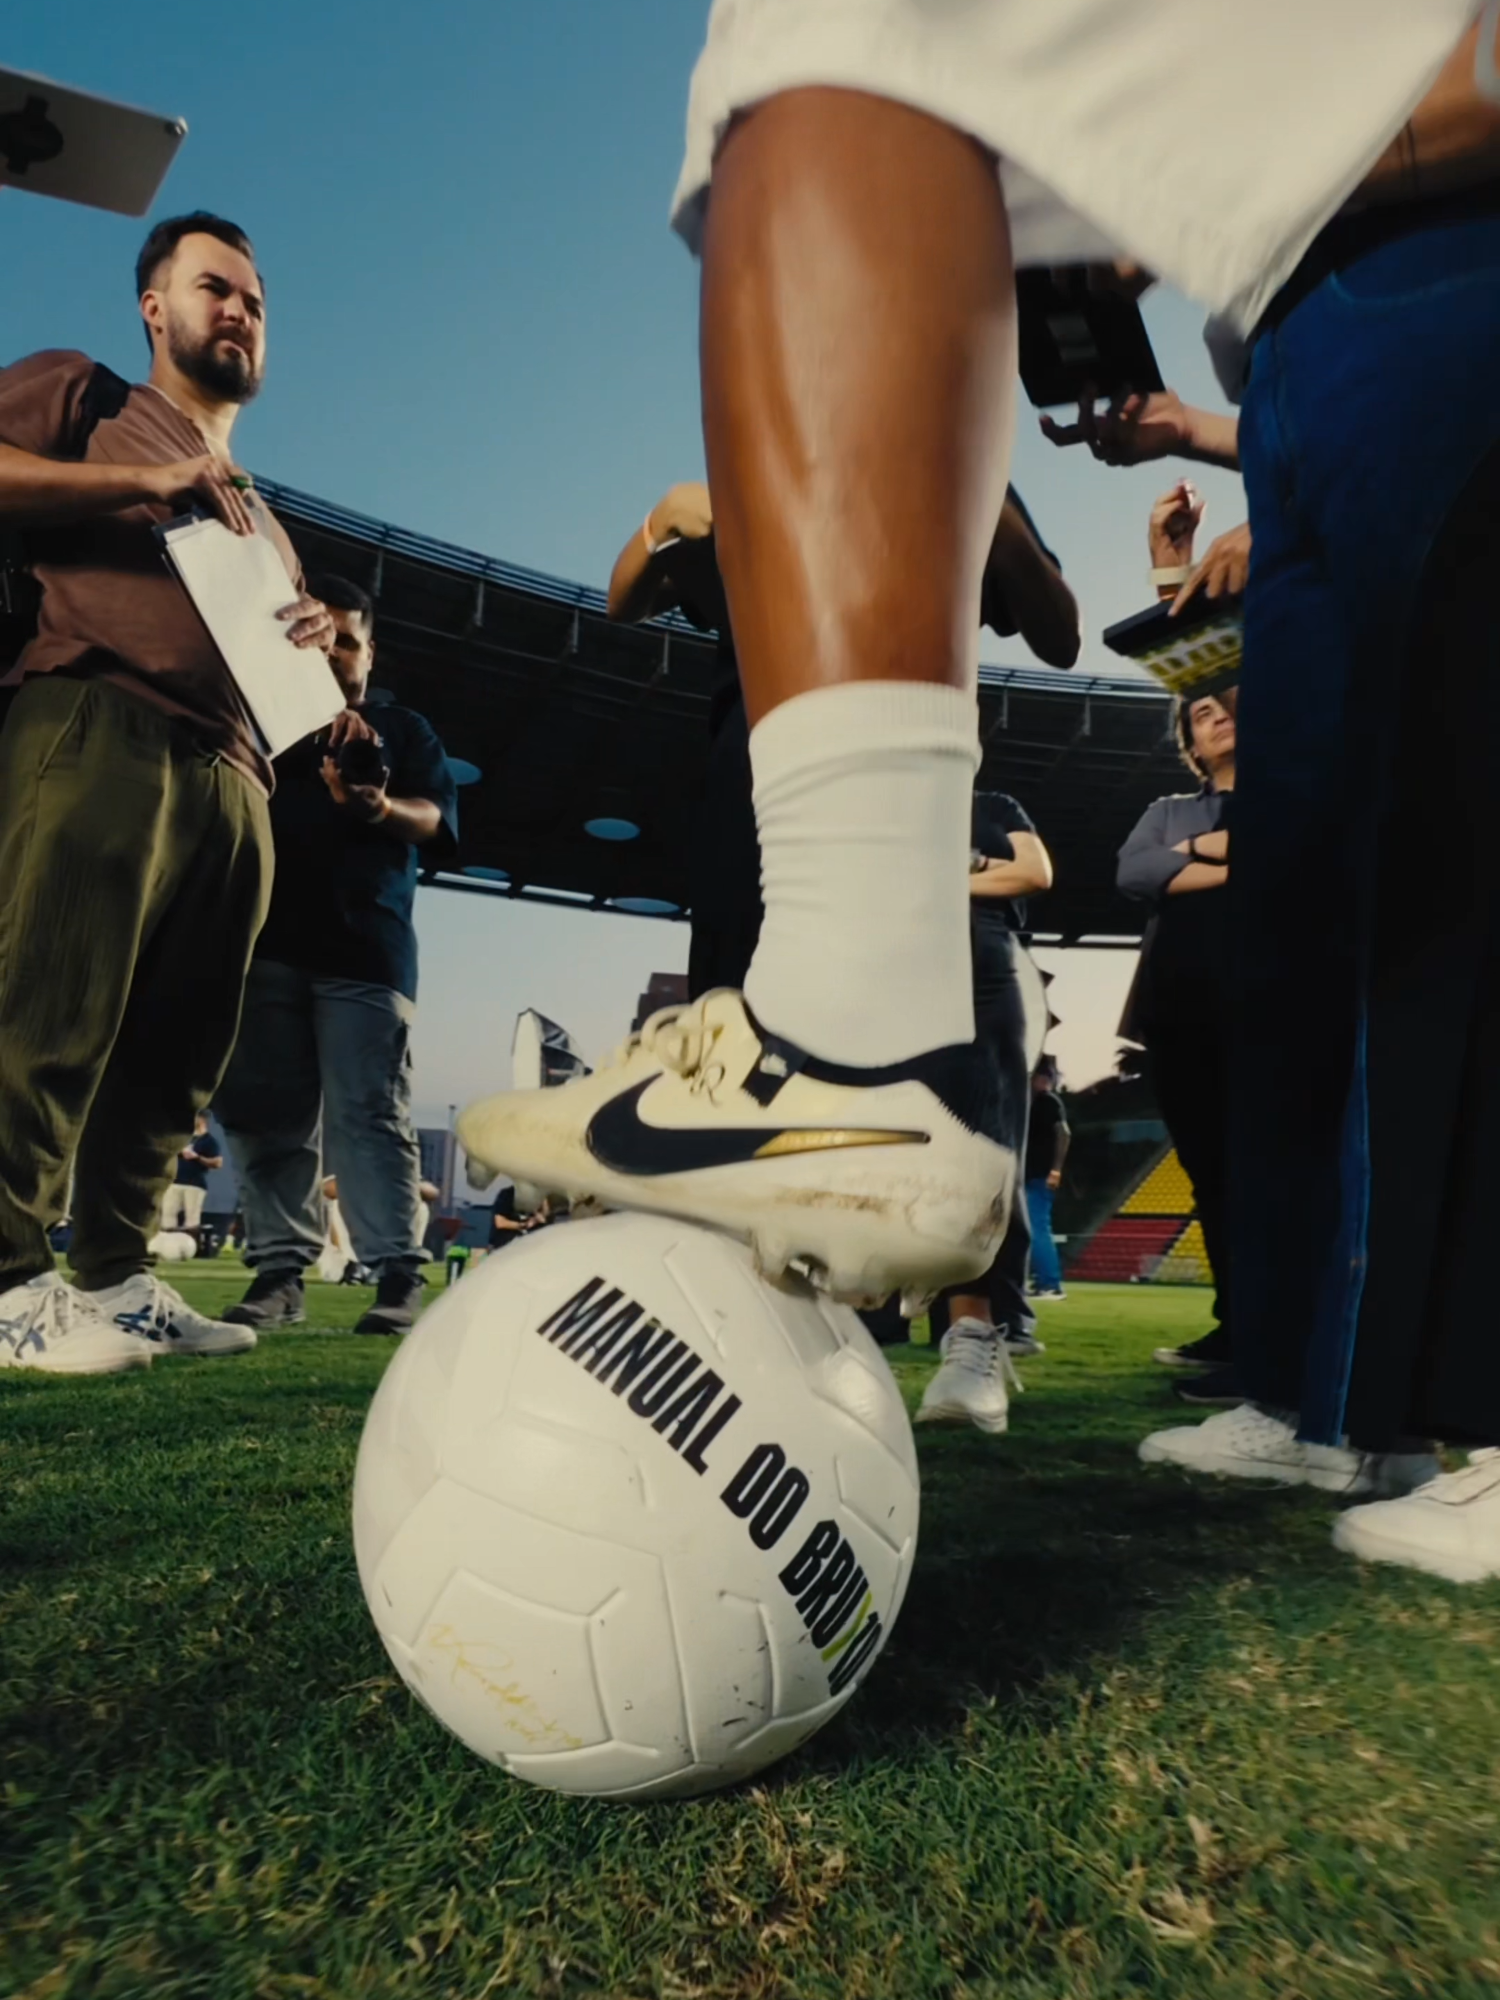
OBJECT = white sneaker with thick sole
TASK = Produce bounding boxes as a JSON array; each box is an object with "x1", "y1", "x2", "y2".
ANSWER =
[
  {"x1": 1138, "y1": 1404, "x2": 1439, "y2": 1497},
  {"x1": 93, "y1": 1272, "x2": 256, "y2": 1357},
  {"x1": 1331, "y1": 1450, "x2": 1500, "y2": 1583},
  {"x1": 0, "y1": 1272, "x2": 151, "y2": 1375},
  {"x1": 916, "y1": 1318, "x2": 1022, "y2": 1435},
  {"x1": 457, "y1": 990, "x2": 1013, "y2": 1312}
]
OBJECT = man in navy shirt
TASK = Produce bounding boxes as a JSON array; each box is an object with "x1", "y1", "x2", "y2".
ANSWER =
[
  {"x1": 217, "y1": 576, "x2": 458, "y2": 1334},
  {"x1": 161, "y1": 1111, "x2": 222, "y2": 1238}
]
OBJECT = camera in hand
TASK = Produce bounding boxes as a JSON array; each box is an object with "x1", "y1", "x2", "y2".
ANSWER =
[
  {"x1": 336, "y1": 731, "x2": 390, "y2": 791},
  {"x1": 1016, "y1": 266, "x2": 1164, "y2": 409}
]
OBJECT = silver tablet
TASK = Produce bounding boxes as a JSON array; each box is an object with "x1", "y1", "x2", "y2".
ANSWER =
[{"x1": 0, "y1": 67, "x2": 187, "y2": 216}]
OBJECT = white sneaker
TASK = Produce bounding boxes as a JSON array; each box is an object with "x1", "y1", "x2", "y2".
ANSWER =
[
  {"x1": 0, "y1": 1272, "x2": 151, "y2": 1375},
  {"x1": 1004, "y1": 1327, "x2": 1045, "y2": 1357},
  {"x1": 92, "y1": 1272, "x2": 256, "y2": 1357},
  {"x1": 916, "y1": 1318, "x2": 1022, "y2": 1435},
  {"x1": 1138, "y1": 1404, "x2": 1440, "y2": 1497},
  {"x1": 457, "y1": 990, "x2": 1013, "y2": 1311},
  {"x1": 1332, "y1": 1450, "x2": 1500, "y2": 1583}
]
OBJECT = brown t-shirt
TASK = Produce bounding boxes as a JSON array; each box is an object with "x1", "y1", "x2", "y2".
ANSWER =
[{"x1": 0, "y1": 348, "x2": 304, "y2": 794}]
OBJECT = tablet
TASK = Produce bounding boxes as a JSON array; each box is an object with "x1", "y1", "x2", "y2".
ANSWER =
[
  {"x1": 0, "y1": 67, "x2": 187, "y2": 216},
  {"x1": 1016, "y1": 267, "x2": 1164, "y2": 410},
  {"x1": 1102, "y1": 594, "x2": 1242, "y2": 703}
]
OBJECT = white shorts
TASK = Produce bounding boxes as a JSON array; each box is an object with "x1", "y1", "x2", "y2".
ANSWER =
[
  {"x1": 673, "y1": 0, "x2": 1480, "y2": 332},
  {"x1": 162, "y1": 1183, "x2": 207, "y2": 1231}
]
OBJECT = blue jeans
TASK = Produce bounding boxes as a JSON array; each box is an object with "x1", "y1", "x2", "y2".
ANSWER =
[
  {"x1": 1025, "y1": 1180, "x2": 1062, "y2": 1292},
  {"x1": 217, "y1": 960, "x2": 425, "y2": 1281},
  {"x1": 1232, "y1": 209, "x2": 1500, "y2": 1446}
]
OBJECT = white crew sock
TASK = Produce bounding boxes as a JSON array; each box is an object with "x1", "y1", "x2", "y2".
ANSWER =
[{"x1": 743, "y1": 680, "x2": 979, "y2": 1067}]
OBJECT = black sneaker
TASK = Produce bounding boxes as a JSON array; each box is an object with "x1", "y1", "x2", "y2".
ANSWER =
[
  {"x1": 354, "y1": 1271, "x2": 427, "y2": 1337},
  {"x1": 1152, "y1": 1329, "x2": 1231, "y2": 1370},
  {"x1": 1170, "y1": 1364, "x2": 1244, "y2": 1408},
  {"x1": 223, "y1": 1270, "x2": 306, "y2": 1328}
]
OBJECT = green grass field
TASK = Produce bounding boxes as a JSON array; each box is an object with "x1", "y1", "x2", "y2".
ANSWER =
[{"x1": 4, "y1": 1267, "x2": 1499, "y2": 2000}]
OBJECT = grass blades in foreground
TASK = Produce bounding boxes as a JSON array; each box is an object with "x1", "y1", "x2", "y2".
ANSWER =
[{"x1": 3, "y1": 1276, "x2": 1499, "y2": 2000}]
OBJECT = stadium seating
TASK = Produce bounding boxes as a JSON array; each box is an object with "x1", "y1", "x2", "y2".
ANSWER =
[
  {"x1": 1156, "y1": 1217, "x2": 1210, "y2": 1285},
  {"x1": 1064, "y1": 1145, "x2": 1209, "y2": 1285}
]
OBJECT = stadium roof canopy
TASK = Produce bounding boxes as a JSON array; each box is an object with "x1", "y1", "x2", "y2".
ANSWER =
[{"x1": 259, "y1": 479, "x2": 1183, "y2": 945}]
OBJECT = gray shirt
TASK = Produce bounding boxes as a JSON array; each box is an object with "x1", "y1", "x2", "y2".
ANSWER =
[{"x1": 1117, "y1": 787, "x2": 1228, "y2": 904}]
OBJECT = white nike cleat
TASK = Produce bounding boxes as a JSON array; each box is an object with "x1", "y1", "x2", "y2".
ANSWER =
[
  {"x1": 457, "y1": 990, "x2": 1014, "y2": 1312},
  {"x1": 0, "y1": 1272, "x2": 151, "y2": 1375},
  {"x1": 92, "y1": 1272, "x2": 256, "y2": 1357},
  {"x1": 916, "y1": 1318, "x2": 1021, "y2": 1435},
  {"x1": 1331, "y1": 1450, "x2": 1500, "y2": 1583},
  {"x1": 1138, "y1": 1404, "x2": 1439, "y2": 1497}
]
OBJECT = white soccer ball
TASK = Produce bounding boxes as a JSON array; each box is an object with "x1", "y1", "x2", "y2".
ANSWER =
[
  {"x1": 353, "y1": 1212, "x2": 920, "y2": 1799},
  {"x1": 148, "y1": 1230, "x2": 198, "y2": 1262}
]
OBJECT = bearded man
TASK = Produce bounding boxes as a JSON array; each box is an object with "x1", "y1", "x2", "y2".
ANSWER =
[{"x1": 0, "y1": 212, "x2": 345, "y2": 1374}]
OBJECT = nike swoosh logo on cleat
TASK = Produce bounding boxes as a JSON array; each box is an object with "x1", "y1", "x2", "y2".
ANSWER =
[{"x1": 585, "y1": 1080, "x2": 928, "y2": 1176}]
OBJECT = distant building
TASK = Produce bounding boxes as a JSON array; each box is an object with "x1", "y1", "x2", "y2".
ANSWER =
[
  {"x1": 633, "y1": 971, "x2": 689, "y2": 1032},
  {"x1": 417, "y1": 1127, "x2": 457, "y2": 1207}
]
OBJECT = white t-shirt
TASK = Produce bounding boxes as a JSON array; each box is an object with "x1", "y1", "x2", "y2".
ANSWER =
[{"x1": 674, "y1": 0, "x2": 1482, "y2": 331}]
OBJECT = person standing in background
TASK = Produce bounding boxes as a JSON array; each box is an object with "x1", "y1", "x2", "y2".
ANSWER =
[
  {"x1": 1024, "y1": 1061, "x2": 1070, "y2": 1301},
  {"x1": 0, "y1": 211, "x2": 343, "y2": 1374},
  {"x1": 218, "y1": 576, "x2": 458, "y2": 1338},
  {"x1": 917, "y1": 792, "x2": 1054, "y2": 1434},
  {"x1": 607, "y1": 483, "x2": 757, "y2": 997},
  {"x1": 161, "y1": 1111, "x2": 222, "y2": 1241},
  {"x1": 1116, "y1": 483, "x2": 1239, "y2": 1399}
]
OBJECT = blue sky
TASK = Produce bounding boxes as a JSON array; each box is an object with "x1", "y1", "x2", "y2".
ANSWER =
[{"x1": 5, "y1": 4, "x2": 1245, "y2": 1118}]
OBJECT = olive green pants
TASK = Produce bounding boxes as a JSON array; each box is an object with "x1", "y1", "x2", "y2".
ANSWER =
[{"x1": 0, "y1": 675, "x2": 271, "y2": 1291}]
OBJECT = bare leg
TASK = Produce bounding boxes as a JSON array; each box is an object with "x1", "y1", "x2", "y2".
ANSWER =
[
  {"x1": 947, "y1": 1291, "x2": 990, "y2": 1324},
  {"x1": 701, "y1": 89, "x2": 1016, "y2": 726},
  {"x1": 456, "y1": 90, "x2": 1024, "y2": 1306}
]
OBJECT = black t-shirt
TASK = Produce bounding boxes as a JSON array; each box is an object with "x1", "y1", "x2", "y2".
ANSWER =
[
  {"x1": 971, "y1": 791, "x2": 1038, "y2": 938},
  {"x1": 254, "y1": 701, "x2": 459, "y2": 1001},
  {"x1": 490, "y1": 1185, "x2": 519, "y2": 1247},
  {"x1": 1025, "y1": 1090, "x2": 1069, "y2": 1183},
  {"x1": 1131, "y1": 793, "x2": 1234, "y2": 1038},
  {"x1": 175, "y1": 1131, "x2": 218, "y2": 1190}
]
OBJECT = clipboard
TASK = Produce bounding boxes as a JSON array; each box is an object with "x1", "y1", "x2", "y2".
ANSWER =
[
  {"x1": 157, "y1": 510, "x2": 345, "y2": 758},
  {"x1": 1102, "y1": 594, "x2": 1243, "y2": 703}
]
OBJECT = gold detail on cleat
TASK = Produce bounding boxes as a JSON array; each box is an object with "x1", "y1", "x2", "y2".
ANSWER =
[{"x1": 752, "y1": 1128, "x2": 927, "y2": 1159}]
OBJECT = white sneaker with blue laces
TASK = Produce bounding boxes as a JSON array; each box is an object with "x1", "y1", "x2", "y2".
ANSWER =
[
  {"x1": 916, "y1": 1317, "x2": 1022, "y2": 1435},
  {"x1": 457, "y1": 989, "x2": 1014, "y2": 1312},
  {"x1": 92, "y1": 1272, "x2": 256, "y2": 1357},
  {"x1": 0, "y1": 1272, "x2": 151, "y2": 1375}
]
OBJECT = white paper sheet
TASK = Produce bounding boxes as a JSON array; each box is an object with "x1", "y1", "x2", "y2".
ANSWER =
[{"x1": 160, "y1": 511, "x2": 345, "y2": 758}]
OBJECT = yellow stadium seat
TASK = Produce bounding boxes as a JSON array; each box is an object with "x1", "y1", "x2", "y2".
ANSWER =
[
  {"x1": 1156, "y1": 1219, "x2": 1211, "y2": 1285},
  {"x1": 1121, "y1": 1150, "x2": 1196, "y2": 1217}
]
